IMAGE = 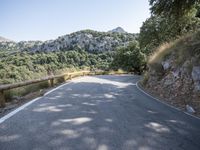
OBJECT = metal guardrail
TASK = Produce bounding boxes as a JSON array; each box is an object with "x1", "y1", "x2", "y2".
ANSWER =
[{"x1": 0, "y1": 70, "x2": 95, "y2": 107}]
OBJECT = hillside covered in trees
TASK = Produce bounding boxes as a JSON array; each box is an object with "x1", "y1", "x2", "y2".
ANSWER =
[{"x1": 0, "y1": 28, "x2": 144, "y2": 84}]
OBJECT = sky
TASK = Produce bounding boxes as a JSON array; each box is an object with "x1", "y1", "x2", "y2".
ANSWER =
[{"x1": 0, "y1": 0, "x2": 150, "y2": 41}]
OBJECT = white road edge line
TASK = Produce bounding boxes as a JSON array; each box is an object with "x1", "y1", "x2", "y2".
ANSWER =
[
  {"x1": 2, "y1": 77, "x2": 199, "y2": 124},
  {"x1": 0, "y1": 97, "x2": 41, "y2": 124},
  {"x1": 44, "y1": 81, "x2": 71, "y2": 96},
  {"x1": 0, "y1": 81, "x2": 72, "y2": 124},
  {"x1": 136, "y1": 81, "x2": 200, "y2": 120}
]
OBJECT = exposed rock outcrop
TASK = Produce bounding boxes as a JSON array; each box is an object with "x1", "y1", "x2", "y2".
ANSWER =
[
  {"x1": 0, "y1": 29, "x2": 136, "y2": 53},
  {"x1": 192, "y1": 66, "x2": 200, "y2": 92},
  {"x1": 143, "y1": 33, "x2": 200, "y2": 116}
]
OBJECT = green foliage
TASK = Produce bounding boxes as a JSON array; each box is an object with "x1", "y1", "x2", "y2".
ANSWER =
[
  {"x1": 139, "y1": 16, "x2": 166, "y2": 54},
  {"x1": 139, "y1": 14, "x2": 200, "y2": 54},
  {"x1": 111, "y1": 41, "x2": 146, "y2": 73},
  {"x1": 139, "y1": 0, "x2": 200, "y2": 55},
  {"x1": 149, "y1": 0, "x2": 200, "y2": 18},
  {"x1": 0, "y1": 50, "x2": 114, "y2": 84}
]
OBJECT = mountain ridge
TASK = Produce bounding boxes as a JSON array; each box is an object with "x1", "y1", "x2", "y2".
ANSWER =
[
  {"x1": 0, "y1": 27, "x2": 129, "y2": 43},
  {"x1": 0, "y1": 28, "x2": 137, "y2": 53}
]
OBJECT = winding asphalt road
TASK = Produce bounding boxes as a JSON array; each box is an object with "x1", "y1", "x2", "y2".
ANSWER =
[{"x1": 0, "y1": 75, "x2": 200, "y2": 150}]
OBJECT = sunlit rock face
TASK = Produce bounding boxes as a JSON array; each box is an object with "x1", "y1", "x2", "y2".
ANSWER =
[
  {"x1": 0, "y1": 28, "x2": 137, "y2": 53},
  {"x1": 145, "y1": 52, "x2": 200, "y2": 116},
  {"x1": 30, "y1": 30, "x2": 136, "y2": 53}
]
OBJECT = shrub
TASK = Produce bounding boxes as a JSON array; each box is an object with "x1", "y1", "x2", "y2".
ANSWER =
[{"x1": 111, "y1": 41, "x2": 146, "y2": 74}]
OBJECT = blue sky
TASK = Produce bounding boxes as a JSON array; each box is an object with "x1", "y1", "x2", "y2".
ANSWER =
[{"x1": 0, "y1": 0, "x2": 150, "y2": 41}]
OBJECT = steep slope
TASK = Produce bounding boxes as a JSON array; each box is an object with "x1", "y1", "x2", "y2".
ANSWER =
[{"x1": 142, "y1": 31, "x2": 200, "y2": 116}]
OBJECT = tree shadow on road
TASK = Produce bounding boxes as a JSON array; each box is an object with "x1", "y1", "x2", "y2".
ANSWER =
[{"x1": 0, "y1": 75, "x2": 200, "y2": 150}]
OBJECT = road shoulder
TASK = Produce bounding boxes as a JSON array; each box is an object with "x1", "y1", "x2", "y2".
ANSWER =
[{"x1": 136, "y1": 81, "x2": 200, "y2": 120}]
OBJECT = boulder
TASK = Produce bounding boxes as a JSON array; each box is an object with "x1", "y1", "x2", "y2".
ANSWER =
[
  {"x1": 161, "y1": 60, "x2": 171, "y2": 70},
  {"x1": 186, "y1": 105, "x2": 195, "y2": 114}
]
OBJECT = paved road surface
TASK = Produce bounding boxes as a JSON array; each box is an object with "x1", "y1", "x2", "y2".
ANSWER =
[{"x1": 0, "y1": 75, "x2": 200, "y2": 150}]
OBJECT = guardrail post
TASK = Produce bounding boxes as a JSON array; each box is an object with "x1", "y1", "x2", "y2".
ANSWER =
[
  {"x1": 69, "y1": 75, "x2": 72, "y2": 80},
  {"x1": 0, "y1": 90, "x2": 5, "y2": 107},
  {"x1": 63, "y1": 75, "x2": 68, "y2": 82},
  {"x1": 50, "y1": 78, "x2": 54, "y2": 87}
]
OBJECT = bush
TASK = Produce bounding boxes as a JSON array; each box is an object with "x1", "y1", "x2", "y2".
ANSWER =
[
  {"x1": 111, "y1": 41, "x2": 146, "y2": 74},
  {"x1": 0, "y1": 50, "x2": 114, "y2": 84}
]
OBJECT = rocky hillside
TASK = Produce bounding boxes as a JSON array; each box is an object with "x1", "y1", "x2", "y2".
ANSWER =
[
  {"x1": 0, "y1": 28, "x2": 136, "y2": 53},
  {"x1": 142, "y1": 31, "x2": 200, "y2": 116},
  {"x1": 0, "y1": 41, "x2": 42, "y2": 52}
]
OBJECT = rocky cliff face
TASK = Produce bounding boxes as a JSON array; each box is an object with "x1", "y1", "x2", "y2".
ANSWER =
[
  {"x1": 0, "y1": 28, "x2": 136, "y2": 53},
  {"x1": 143, "y1": 33, "x2": 200, "y2": 116}
]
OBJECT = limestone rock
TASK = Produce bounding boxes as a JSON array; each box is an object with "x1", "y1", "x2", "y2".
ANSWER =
[
  {"x1": 186, "y1": 105, "x2": 195, "y2": 114},
  {"x1": 161, "y1": 59, "x2": 171, "y2": 70},
  {"x1": 0, "y1": 29, "x2": 136, "y2": 53},
  {"x1": 192, "y1": 66, "x2": 200, "y2": 81},
  {"x1": 162, "y1": 73, "x2": 175, "y2": 86},
  {"x1": 192, "y1": 66, "x2": 200, "y2": 92}
]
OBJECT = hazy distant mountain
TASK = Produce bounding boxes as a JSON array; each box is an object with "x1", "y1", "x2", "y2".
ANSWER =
[
  {"x1": 108, "y1": 27, "x2": 127, "y2": 33},
  {"x1": 0, "y1": 28, "x2": 136, "y2": 53},
  {"x1": 0, "y1": 36, "x2": 12, "y2": 42}
]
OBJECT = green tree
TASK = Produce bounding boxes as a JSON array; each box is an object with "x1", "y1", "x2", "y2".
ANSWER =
[
  {"x1": 139, "y1": 13, "x2": 200, "y2": 54},
  {"x1": 149, "y1": 0, "x2": 200, "y2": 18},
  {"x1": 111, "y1": 41, "x2": 146, "y2": 73},
  {"x1": 149, "y1": 0, "x2": 200, "y2": 36}
]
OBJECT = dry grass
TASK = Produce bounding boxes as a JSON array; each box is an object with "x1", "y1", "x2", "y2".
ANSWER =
[
  {"x1": 108, "y1": 69, "x2": 127, "y2": 75},
  {"x1": 148, "y1": 42, "x2": 174, "y2": 65},
  {"x1": 4, "y1": 80, "x2": 50, "y2": 101},
  {"x1": 148, "y1": 31, "x2": 200, "y2": 70}
]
